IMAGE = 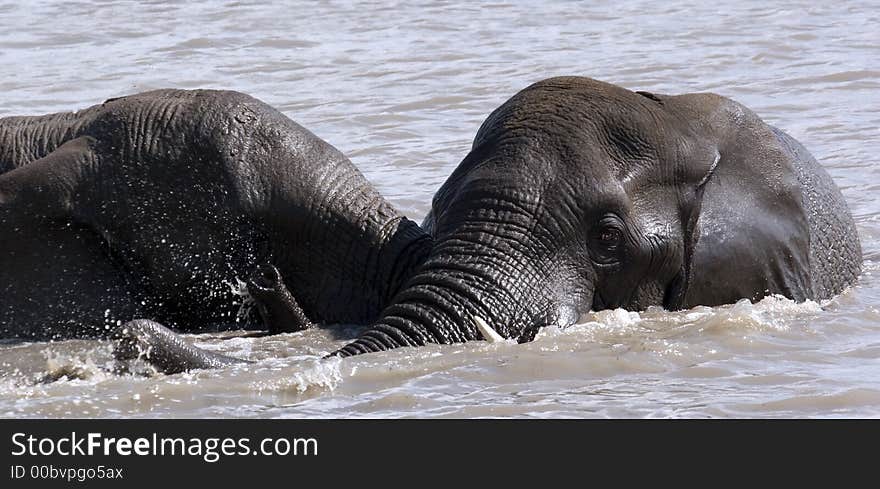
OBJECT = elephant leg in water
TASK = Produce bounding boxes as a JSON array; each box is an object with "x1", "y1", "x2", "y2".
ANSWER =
[{"x1": 112, "y1": 264, "x2": 307, "y2": 374}]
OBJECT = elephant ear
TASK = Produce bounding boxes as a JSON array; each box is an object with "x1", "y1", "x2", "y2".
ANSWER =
[{"x1": 676, "y1": 98, "x2": 813, "y2": 307}]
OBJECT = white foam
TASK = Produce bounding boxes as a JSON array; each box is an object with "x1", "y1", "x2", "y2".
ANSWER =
[
  {"x1": 251, "y1": 356, "x2": 343, "y2": 394},
  {"x1": 530, "y1": 295, "x2": 827, "y2": 361}
]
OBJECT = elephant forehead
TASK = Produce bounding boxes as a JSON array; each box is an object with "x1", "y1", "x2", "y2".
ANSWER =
[
  {"x1": 502, "y1": 107, "x2": 666, "y2": 161},
  {"x1": 477, "y1": 81, "x2": 669, "y2": 146},
  {"x1": 480, "y1": 113, "x2": 696, "y2": 192}
]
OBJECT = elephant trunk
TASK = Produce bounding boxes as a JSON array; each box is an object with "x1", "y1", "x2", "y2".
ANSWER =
[
  {"x1": 332, "y1": 237, "x2": 560, "y2": 357},
  {"x1": 333, "y1": 267, "x2": 484, "y2": 356}
]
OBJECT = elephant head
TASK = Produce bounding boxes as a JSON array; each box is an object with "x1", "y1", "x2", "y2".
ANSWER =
[{"x1": 334, "y1": 75, "x2": 837, "y2": 356}]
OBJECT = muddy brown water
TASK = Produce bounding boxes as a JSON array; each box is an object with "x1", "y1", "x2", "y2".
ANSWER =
[{"x1": 0, "y1": 1, "x2": 878, "y2": 417}]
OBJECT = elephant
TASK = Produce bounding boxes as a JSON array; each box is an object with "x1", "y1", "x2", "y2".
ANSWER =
[
  {"x1": 331, "y1": 76, "x2": 862, "y2": 357},
  {"x1": 0, "y1": 89, "x2": 432, "y2": 341}
]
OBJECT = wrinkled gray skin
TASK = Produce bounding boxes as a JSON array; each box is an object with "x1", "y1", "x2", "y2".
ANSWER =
[
  {"x1": 0, "y1": 89, "x2": 431, "y2": 346},
  {"x1": 333, "y1": 76, "x2": 862, "y2": 357}
]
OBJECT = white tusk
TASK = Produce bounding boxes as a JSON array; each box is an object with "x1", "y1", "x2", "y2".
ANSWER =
[{"x1": 472, "y1": 316, "x2": 505, "y2": 343}]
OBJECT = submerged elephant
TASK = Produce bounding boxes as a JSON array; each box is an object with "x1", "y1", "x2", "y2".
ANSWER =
[
  {"x1": 332, "y1": 76, "x2": 862, "y2": 356},
  {"x1": 0, "y1": 89, "x2": 431, "y2": 340}
]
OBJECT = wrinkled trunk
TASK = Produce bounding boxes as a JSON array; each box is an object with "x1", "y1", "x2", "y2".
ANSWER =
[
  {"x1": 333, "y1": 267, "x2": 485, "y2": 356},
  {"x1": 332, "y1": 234, "x2": 561, "y2": 357}
]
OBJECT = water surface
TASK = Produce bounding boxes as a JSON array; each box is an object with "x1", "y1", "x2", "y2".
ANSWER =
[{"x1": 0, "y1": 0, "x2": 878, "y2": 417}]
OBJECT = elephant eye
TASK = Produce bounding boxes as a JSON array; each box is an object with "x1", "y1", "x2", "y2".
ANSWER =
[
  {"x1": 599, "y1": 227, "x2": 621, "y2": 245},
  {"x1": 593, "y1": 216, "x2": 623, "y2": 248},
  {"x1": 590, "y1": 215, "x2": 625, "y2": 264}
]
